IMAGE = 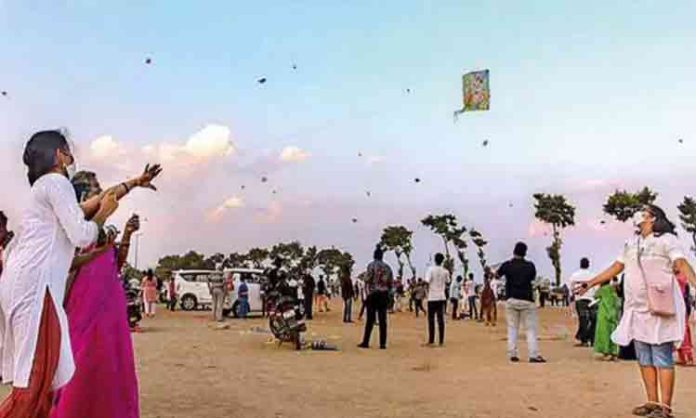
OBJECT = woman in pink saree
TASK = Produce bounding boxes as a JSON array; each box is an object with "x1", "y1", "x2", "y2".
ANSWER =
[{"x1": 51, "y1": 170, "x2": 159, "y2": 418}]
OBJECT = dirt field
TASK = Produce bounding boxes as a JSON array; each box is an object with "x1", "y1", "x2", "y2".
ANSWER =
[{"x1": 3, "y1": 302, "x2": 696, "y2": 417}]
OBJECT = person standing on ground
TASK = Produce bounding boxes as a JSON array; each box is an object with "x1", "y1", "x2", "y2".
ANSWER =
[
  {"x1": 167, "y1": 276, "x2": 177, "y2": 312},
  {"x1": 675, "y1": 267, "x2": 693, "y2": 366},
  {"x1": 464, "y1": 274, "x2": 478, "y2": 320},
  {"x1": 302, "y1": 271, "x2": 315, "y2": 320},
  {"x1": 425, "y1": 253, "x2": 449, "y2": 346},
  {"x1": 237, "y1": 276, "x2": 250, "y2": 319},
  {"x1": 568, "y1": 258, "x2": 597, "y2": 347},
  {"x1": 317, "y1": 275, "x2": 329, "y2": 312},
  {"x1": 593, "y1": 279, "x2": 620, "y2": 361},
  {"x1": 0, "y1": 131, "x2": 119, "y2": 416},
  {"x1": 207, "y1": 271, "x2": 226, "y2": 322},
  {"x1": 480, "y1": 277, "x2": 497, "y2": 326},
  {"x1": 413, "y1": 278, "x2": 427, "y2": 318},
  {"x1": 358, "y1": 247, "x2": 393, "y2": 350},
  {"x1": 497, "y1": 242, "x2": 546, "y2": 363},
  {"x1": 576, "y1": 205, "x2": 696, "y2": 418},
  {"x1": 341, "y1": 266, "x2": 355, "y2": 323},
  {"x1": 449, "y1": 276, "x2": 463, "y2": 320},
  {"x1": 141, "y1": 270, "x2": 158, "y2": 318}
]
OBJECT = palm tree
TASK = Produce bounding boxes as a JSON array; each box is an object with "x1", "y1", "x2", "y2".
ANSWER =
[
  {"x1": 678, "y1": 196, "x2": 696, "y2": 257},
  {"x1": 533, "y1": 193, "x2": 576, "y2": 286},
  {"x1": 450, "y1": 226, "x2": 470, "y2": 277}
]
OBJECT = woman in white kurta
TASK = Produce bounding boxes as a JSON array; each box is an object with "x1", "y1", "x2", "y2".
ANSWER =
[
  {"x1": 577, "y1": 205, "x2": 696, "y2": 418},
  {"x1": 0, "y1": 131, "x2": 119, "y2": 417}
]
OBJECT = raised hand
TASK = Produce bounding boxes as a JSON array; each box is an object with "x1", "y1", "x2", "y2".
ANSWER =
[
  {"x1": 136, "y1": 164, "x2": 163, "y2": 191},
  {"x1": 124, "y1": 214, "x2": 140, "y2": 235}
]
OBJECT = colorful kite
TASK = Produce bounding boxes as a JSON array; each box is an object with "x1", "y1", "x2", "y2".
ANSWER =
[{"x1": 454, "y1": 69, "x2": 490, "y2": 119}]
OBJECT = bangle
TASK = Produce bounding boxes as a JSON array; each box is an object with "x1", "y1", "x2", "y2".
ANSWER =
[{"x1": 121, "y1": 182, "x2": 131, "y2": 193}]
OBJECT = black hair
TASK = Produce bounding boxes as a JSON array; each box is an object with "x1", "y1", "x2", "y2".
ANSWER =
[
  {"x1": 373, "y1": 246, "x2": 384, "y2": 261},
  {"x1": 71, "y1": 171, "x2": 99, "y2": 202},
  {"x1": 468, "y1": 273, "x2": 474, "y2": 279},
  {"x1": 434, "y1": 253, "x2": 444, "y2": 265},
  {"x1": 23, "y1": 130, "x2": 69, "y2": 186},
  {"x1": 456, "y1": 275, "x2": 463, "y2": 282},
  {"x1": 146, "y1": 269, "x2": 154, "y2": 278},
  {"x1": 0, "y1": 211, "x2": 6, "y2": 228},
  {"x1": 580, "y1": 258, "x2": 590, "y2": 269},
  {"x1": 645, "y1": 204, "x2": 677, "y2": 237},
  {"x1": 513, "y1": 242, "x2": 527, "y2": 257}
]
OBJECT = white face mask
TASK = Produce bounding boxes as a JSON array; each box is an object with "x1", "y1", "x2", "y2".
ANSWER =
[
  {"x1": 632, "y1": 211, "x2": 646, "y2": 228},
  {"x1": 65, "y1": 162, "x2": 77, "y2": 180}
]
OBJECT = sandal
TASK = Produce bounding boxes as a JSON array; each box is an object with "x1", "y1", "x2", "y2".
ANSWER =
[
  {"x1": 632, "y1": 403, "x2": 659, "y2": 416},
  {"x1": 646, "y1": 405, "x2": 674, "y2": 418}
]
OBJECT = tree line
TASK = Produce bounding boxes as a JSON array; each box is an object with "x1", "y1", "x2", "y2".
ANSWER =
[{"x1": 132, "y1": 188, "x2": 696, "y2": 287}]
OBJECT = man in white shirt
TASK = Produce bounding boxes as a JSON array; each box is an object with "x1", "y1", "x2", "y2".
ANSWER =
[
  {"x1": 566, "y1": 258, "x2": 596, "y2": 347},
  {"x1": 424, "y1": 253, "x2": 450, "y2": 346}
]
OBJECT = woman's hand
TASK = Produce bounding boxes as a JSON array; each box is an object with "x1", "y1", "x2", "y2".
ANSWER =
[
  {"x1": 136, "y1": 164, "x2": 163, "y2": 191},
  {"x1": 124, "y1": 214, "x2": 140, "y2": 235}
]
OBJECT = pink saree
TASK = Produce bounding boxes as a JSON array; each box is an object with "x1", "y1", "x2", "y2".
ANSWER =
[{"x1": 51, "y1": 248, "x2": 139, "y2": 418}]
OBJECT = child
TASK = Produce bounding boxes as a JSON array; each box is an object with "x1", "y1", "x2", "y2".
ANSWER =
[
  {"x1": 480, "y1": 278, "x2": 496, "y2": 326},
  {"x1": 593, "y1": 280, "x2": 620, "y2": 361}
]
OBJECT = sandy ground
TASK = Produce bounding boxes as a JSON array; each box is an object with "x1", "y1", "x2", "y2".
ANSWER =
[{"x1": 2, "y1": 301, "x2": 695, "y2": 417}]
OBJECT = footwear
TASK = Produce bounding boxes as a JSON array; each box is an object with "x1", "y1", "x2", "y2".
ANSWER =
[
  {"x1": 357, "y1": 343, "x2": 369, "y2": 349},
  {"x1": 529, "y1": 356, "x2": 547, "y2": 363},
  {"x1": 632, "y1": 403, "x2": 660, "y2": 417},
  {"x1": 646, "y1": 405, "x2": 674, "y2": 418},
  {"x1": 510, "y1": 356, "x2": 520, "y2": 363},
  {"x1": 379, "y1": 345, "x2": 387, "y2": 350}
]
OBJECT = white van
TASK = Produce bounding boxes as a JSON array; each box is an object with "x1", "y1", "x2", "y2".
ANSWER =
[
  {"x1": 173, "y1": 270, "x2": 222, "y2": 311},
  {"x1": 222, "y1": 268, "x2": 265, "y2": 317}
]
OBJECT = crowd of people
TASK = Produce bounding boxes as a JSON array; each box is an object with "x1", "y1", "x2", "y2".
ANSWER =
[{"x1": 1, "y1": 130, "x2": 696, "y2": 418}]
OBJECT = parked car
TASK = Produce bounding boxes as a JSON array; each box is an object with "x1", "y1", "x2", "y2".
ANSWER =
[
  {"x1": 222, "y1": 268, "x2": 265, "y2": 317},
  {"x1": 173, "y1": 270, "x2": 223, "y2": 311}
]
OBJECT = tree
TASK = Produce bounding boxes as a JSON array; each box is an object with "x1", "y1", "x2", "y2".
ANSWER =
[
  {"x1": 154, "y1": 250, "x2": 208, "y2": 281},
  {"x1": 204, "y1": 252, "x2": 226, "y2": 270},
  {"x1": 451, "y1": 226, "x2": 470, "y2": 277},
  {"x1": 246, "y1": 248, "x2": 269, "y2": 269},
  {"x1": 120, "y1": 262, "x2": 142, "y2": 282},
  {"x1": 224, "y1": 252, "x2": 248, "y2": 269},
  {"x1": 299, "y1": 245, "x2": 319, "y2": 272},
  {"x1": 603, "y1": 187, "x2": 658, "y2": 222},
  {"x1": 269, "y1": 241, "x2": 304, "y2": 269},
  {"x1": 316, "y1": 248, "x2": 345, "y2": 279},
  {"x1": 678, "y1": 196, "x2": 696, "y2": 257},
  {"x1": 533, "y1": 193, "x2": 576, "y2": 286},
  {"x1": 469, "y1": 228, "x2": 489, "y2": 272},
  {"x1": 421, "y1": 214, "x2": 459, "y2": 274},
  {"x1": 380, "y1": 226, "x2": 415, "y2": 279}
]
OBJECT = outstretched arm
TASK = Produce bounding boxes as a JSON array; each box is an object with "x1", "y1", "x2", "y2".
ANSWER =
[
  {"x1": 575, "y1": 261, "x2": 624, "y2": 295},
  {"x1": 80, "y1": 164, "x2": 162, "y2": 219}
]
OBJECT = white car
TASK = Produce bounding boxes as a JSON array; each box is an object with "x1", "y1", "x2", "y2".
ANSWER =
[
  {"x1": 173, "y1": 270, "x2": 222, "y2": 311},
  {"x1": 222, "y1": 268, "x2": 265, "y2": 317}
]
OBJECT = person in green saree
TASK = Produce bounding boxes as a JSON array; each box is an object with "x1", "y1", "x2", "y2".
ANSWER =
[{"x1": 593, "y1": 278, "x2": 620, "y2": 361}]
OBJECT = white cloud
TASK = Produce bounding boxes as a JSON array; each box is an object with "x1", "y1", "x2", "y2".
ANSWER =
[
  {"x1": 90, "y1": 135, "x2": 126, "y2": 159},
  {"x1": 184, "y1": 124, "x2": 235, "y2": 158},
  {"x1": 279, "y1": 146, "x2": 310, "y2": 163},
  {"x1": 222, "y1": 196, "x2": 244, "y2": 209}
]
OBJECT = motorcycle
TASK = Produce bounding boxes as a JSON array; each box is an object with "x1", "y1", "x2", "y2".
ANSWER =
[
  {"x1": 124, "y1": 279, "x2": 143, "y2": 330},
  {"x1": 263, "y1": 272, "x2": 306, "y2": 350}
]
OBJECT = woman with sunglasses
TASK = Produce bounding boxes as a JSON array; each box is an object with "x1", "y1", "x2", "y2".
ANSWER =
[{"x1": 576, "y1": 204, "x2": 696, "y2": 418}]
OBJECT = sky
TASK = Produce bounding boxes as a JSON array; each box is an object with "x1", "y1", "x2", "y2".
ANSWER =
[{"x1": 1, "y1": 0, "x2": 696, "y2": 280}]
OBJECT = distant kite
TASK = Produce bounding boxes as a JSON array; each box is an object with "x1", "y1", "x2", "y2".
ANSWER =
[
  {"x1": 454, "y1": 69, "x2": 490, "y2": 119},
  {"x1": 261, "y1": 176, "x2": 268, "y2": 183},
  {"x1": 678, "y1": 138, "x2": 684, "y2": 144},
  {"x1": 482, "y1": 140, "x2": 489, "y2": 147},
  {"x1": 257, "y1": 77, "x2": 267, "y2": 85},
  {"x1": 145, "y1": 57, "x2": 152, "y2": 65},
  {"x1": 414, "y1": 178, "x2": 421, "y2": 183}
]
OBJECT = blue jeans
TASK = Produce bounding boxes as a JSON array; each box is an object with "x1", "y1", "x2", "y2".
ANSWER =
[
  {"x1": 343, "y1": 298, "x2": 353, "y2": 322},
  {"x1": 238, "y1": 297, "x2": 250, "y2": 318},
  {"x1": 634, "y1": 341, "x2": 674, "y2": 369}
]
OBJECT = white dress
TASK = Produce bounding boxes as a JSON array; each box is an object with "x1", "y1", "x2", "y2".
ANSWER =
[{"x1": 0, "y1": 173, "x2": 98, "y2": 389}]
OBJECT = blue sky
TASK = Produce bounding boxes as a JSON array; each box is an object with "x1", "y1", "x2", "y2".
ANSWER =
[{"x1": 1, "y1": 1, "x2": 695, "y2": 278}]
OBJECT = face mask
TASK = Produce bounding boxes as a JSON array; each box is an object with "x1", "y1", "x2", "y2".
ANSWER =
[
  {"x1": 632, "y1": 211, "x2": 646, "y2": 228},
  {"x1": 64, "y1": 162, "x2": 77, "y2": 180}
]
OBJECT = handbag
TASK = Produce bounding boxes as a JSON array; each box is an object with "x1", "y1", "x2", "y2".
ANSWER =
[{"x1": 636, "y1": 240, "x2": 675, "y2": 317}]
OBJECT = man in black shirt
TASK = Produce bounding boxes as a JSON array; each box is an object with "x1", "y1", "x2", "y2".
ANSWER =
[{"x1": 497, "y1": 242, "x2": 546, "y2": 364}]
